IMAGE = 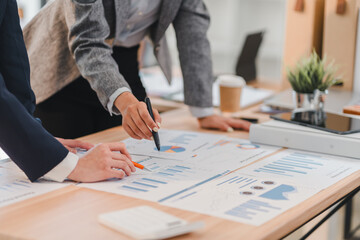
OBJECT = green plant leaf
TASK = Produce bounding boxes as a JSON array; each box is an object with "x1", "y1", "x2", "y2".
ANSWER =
[{"x1": 286, "y1": 50, "x2": 342, "y2": 93}]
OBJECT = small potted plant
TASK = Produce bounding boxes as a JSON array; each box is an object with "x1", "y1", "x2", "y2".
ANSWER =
[{"x1": 287, "y1": 51, "x2": 342, "y2": 113}]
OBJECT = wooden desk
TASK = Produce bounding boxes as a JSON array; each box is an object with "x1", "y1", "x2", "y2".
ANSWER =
[{"x1": 0, "y1": 108, "x2": 359, "y2": 240}]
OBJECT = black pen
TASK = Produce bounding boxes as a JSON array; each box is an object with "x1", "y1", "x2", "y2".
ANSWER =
[
  {"x1": 144, "y1": 97, "x2": 161, "y2": 151},
  {"x1": 238, "y1": 117, "x2": 259, "y2": 123}
]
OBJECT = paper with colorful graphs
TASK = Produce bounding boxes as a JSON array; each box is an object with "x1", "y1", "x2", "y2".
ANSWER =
[{"x1": 82, "y1": 130, "x2": 360, "y2": 226}]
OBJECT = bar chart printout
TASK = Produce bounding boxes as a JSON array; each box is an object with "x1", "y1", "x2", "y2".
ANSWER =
[
  {"x1": 0, "y1": 161, "x2": 69, "y2": 208},
  {"x1": 161, "y1": 171, "x2": 320, "y2": 225},
  {"x1": 121, "y1": 165, "x2": 196, "y2": 193},
  {"x1": 253, "y1": 152, "x2": 323, "y2": 177},
  {"x1": 81, "y1": 136, "x2": 280, "y2": 204},
  {"x1": 80, "y1": 141, "x2": 360, "y2": 226},
  {"x1": 237, "y1": 150, "x2": 360, "y2": 188},
  {"x1": 161, "y1": 150, "x2": 360, "y2": 225},
  {"x1": 81, "y1": 156, "x2": 229, "y2": 202},
  {"x1": 225, "y1": 200, "x2": 281, "y2": 220}
]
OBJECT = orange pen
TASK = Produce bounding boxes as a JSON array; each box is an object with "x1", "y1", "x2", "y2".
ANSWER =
[{"x1": 131, "y1": 161, "x2": 152, "y2": 172}]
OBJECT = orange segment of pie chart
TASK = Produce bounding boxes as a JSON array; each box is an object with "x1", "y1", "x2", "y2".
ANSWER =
[{"x1": 159, "y1": 146, "x2": 186, "y2": 153}]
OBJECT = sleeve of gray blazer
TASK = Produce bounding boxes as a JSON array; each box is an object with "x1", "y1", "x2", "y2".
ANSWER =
[
  {"x1": 172, "y1": 0, "x2": 213, "y2": 108},
  {"x1": 67, "y1": 0, "x2": 130, "y2": 112}
]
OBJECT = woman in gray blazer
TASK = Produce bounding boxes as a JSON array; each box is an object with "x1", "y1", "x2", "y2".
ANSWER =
[{"x1": 24, "y1": 0, "x2": 250, "y2": 139}]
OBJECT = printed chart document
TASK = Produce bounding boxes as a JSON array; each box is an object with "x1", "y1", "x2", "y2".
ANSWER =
[
  {"x1": 162, "y1": 149, "x2": 360, "y2": 225},
  {"x1": 81, "y1": 132, "x2": 279, "y2": 202},
  {"x1": 161, "y1": 172, "x2": 319, "y2": 226},
  {"x1": 191, "y1": 137, "x2": 278, "y2": 170},
  {"x1": 123, "y1": 130, "x2": 225, "y2": 160},
  {"x1": 0, "y1": 160, "x2": 69, "y2": 208},
  {"x1": 236, "y1": 150, "x2": 360, "y2": 188},
  {"x1": 81, "y1": 156, "x2": 230, "y2": 202}
]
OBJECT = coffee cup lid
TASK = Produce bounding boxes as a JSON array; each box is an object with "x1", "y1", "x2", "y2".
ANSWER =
[{"x1": 217, "y1": 75, "x2": 246, "y2": 88}]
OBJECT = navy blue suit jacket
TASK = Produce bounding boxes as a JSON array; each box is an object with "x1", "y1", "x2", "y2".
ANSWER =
[{"x1": 0, "y1": 0, "x2": 68, "y2": 182}]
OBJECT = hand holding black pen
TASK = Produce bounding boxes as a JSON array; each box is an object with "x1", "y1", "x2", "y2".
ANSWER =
[{"x1": 145, "y1": 97, "x2": 161, "y2": 151}]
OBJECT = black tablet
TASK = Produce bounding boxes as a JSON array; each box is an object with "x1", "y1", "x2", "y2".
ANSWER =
[{"x1": 270, "y1": 111, "x2": 360, "y2": 135}]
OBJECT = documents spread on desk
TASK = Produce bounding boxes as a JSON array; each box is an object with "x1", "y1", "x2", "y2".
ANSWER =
[
  {"x1": 82, "y1": 130, "x2": 278, "y2": 202},
  {"x1": 0, "y1": 159, "x2": 69, "y2": 208},
  {"x1": 81, "y1": 130, "x2": 360, "y2": 226},
  {"x1": 2, "y1": 130, "x2": 360, "y2": 227},
  {"x1": 165, "y1": 150, "x2": 360, "y2": 225}
]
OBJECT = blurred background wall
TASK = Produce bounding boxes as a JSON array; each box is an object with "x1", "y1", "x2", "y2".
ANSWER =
[
  {"x1": 18, "y1": 0, "x2": 287, "y2": 84},
  {"x1": 167, "y1": 0, "x2": 286, "y2": 83}
]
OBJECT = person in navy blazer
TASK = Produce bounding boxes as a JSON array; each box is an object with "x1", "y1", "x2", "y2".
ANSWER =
[{"x1": 0, "y1": 0, "x2": 135, "y2": 182}]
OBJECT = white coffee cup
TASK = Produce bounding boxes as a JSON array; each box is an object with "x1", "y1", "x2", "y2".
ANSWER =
[{"x1": 217, "y1": 75, "x2": 246, "y2": 112}]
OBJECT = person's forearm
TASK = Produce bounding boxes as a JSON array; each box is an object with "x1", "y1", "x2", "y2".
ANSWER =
[
  {"x1": 173, "y1": 0, "x2": 213, "y2": 108},
  {"x1": 0, "y1": 76, "x2": 68, "y2": 182},
  {"x1": 107, "y1": 87, "x2": 131, "y2": 115},
  {"x1": 0, "y1": 0, "x2": 68, "y2": 182},
  {"x1": 44, "y1": 152, "x2": 79, "y2": 182},
  {"x1": 69, "y1": 0, "x2": 131, "y2": 112},
  {"x1": 189, "y1": 106, "x2": 214, "y2": 118},
  {"x1": 114, "y1": 92, "x2": 140, "y2": 114}
]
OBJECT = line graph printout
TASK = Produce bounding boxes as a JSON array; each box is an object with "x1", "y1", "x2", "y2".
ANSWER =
[
  {"x1": 161, "y1": 172, "x2": 318, "y2": 226},
  {"x1": 81, "y1": 155, "x2": 230, "y2": 202},
  {"x1": 237, "y1": 149, "x2": 360, "y2": 188},
  {"x1": 123, "y1": 130, "x2": 224, "y2": 160},
  {"x1": 0, "y1": 161, "x2": 69, "y2": 208}
]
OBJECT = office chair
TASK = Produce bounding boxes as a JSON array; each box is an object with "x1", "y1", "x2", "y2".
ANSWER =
[{"x1": 235, "y1": 31, "x2": 265, "y2": 82}]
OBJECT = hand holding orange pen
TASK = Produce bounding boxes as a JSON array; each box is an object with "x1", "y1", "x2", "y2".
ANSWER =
[{"x1": 131, "y1": 161, "x2": 152, "y2": 172}]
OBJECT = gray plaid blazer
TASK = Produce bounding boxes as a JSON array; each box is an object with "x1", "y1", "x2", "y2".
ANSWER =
[{"x1": 24, "y1": 0, "x2": 213, "y2": 112}]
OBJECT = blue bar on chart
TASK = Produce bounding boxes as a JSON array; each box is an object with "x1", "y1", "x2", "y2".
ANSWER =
[
  {"x1": 136, "y1": 157, "x2": 152, "y2": 164},
  {"x1": 120, "y1": 177, "x2": 170, "y2": 193},
  {"x1": 121, "y1": 185, "x2": 148, "y2": 193},
  {"x1": 132, "y1": 181, "x2": 158, "y2": 188},
  {"x1": 155, "y1": 165, "x2": 194, "y2": 180},
  {"x1": 225, "y1": 200, "x2": 281, "y2": 220},
  {"x1": 120, "y1": 165, "x2": 198, "y2": 194},
  {"x1": 253, "y1": 152, "x2": 324, "y2": 177},
  {"x1": 0, "y1": 180, "x2": 32, "y2": 193},
  {"x1": 141, "y1": 178, "x2": 167, "y2": 185},
  {"x1": 216, "y1": 176, "x2": 257, "y2": 189}
]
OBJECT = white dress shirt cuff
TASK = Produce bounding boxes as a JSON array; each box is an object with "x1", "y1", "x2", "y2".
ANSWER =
[
  {"x1": 44, "y1": 152, "x2": 79, "y2": 182},
  {"x1": 189, "y1": 106, "x2": 214, "y2": 118},
  {"x1": 107, "y1": 87, "x2": 132, "y2": 116}
]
